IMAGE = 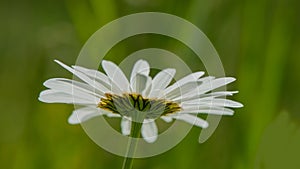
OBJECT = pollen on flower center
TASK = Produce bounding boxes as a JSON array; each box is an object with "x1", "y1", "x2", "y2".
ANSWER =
[{"x1": 98, "y1": 93, "x2": 181, "y2": 119}]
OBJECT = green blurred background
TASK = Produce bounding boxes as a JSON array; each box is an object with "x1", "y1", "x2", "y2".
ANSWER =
[{"x1": 1, "y1": 0, "x2": 300, "y2": 169}]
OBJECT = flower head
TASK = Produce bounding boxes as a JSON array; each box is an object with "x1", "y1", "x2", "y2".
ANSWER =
[{"x1": 39, "y1": 59, "x2": 243, "y2": 143}]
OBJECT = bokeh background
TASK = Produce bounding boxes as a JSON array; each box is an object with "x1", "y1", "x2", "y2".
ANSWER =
[{"x1": 1, "y1": 0, "x2": 300, "y2": 169}]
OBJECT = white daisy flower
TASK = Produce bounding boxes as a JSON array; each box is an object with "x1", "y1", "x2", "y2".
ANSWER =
[{"x1": 39, "y1": 59, "x2": 243, "y2": 143}]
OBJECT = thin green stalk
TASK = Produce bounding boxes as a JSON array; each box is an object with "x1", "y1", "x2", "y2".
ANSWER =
[{"x1": 122, "y1": 121, "x2": 143, "y2": 169}]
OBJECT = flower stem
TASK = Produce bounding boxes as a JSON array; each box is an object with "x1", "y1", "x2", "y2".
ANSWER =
[{"x1": 122, "y1": 121, "x2": 143, "y2": 169}]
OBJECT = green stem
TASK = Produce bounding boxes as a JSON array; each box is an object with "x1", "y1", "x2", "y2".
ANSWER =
[{"x1": 122, "y1": 121, "x2": 143, "y2": 169}]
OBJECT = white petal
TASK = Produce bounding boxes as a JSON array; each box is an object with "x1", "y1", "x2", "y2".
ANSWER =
[
  {"x1": 196, "y1": 77, "x2": 236, "y2": 94},
  {"x1": 106, "y1": 113, "x2": 122, "y2": 118},
  {"x1": 67, "y1": 61, "x2": 129, "y2": 95},
  {"x1": 174, "y1": 91, "x2": 236, "y2": 103},
  {"x1": 160, "y1": 116, "x2": 173, "y2": 123},
  {"x1": 201, "y1": 91, "x2": 238, "y2": 98},
  {"x1": 121, "y1": 117, "x2": 131, "y2": 136},
  {"x1": 183, "y1": 99, "x2": 243, "y2": 108},
  {"x1": 54, "y1": 60, "x2": 109, "y2": 94},
  {"x1": 142, "y1": 77, "x2": 152, "y2": 96},
  {"x1": 131, "y1": 73, "x2": 148, "y2": 94},
  {"x1": 173, "y1": 78, "x2": 237, "y2": 102},
  {"x1": 39, "y1": 90, "x2": 98, "y2": 105},
  {"x1": 102, "y1": 60, "x2": 130, "y2": 92},
  {"x1": 148, "y1": 68, "x2": 176, "y2": 98},
  {"x1": 165, "y1": 81, "x2": 203, "y2": 100},
  {"x1": 180, "y1": 107, "x2": 234, "y2": 115},
  {"x1": 130, "y1": 60, "x2": 150, "y2": 86},
  {"x1": 44, "y1": 78, "x2": 102, "y2": 98},
  {"x1": 68, "y1": 107, "x2": 104, "y2": 124},
  {"x1": 164, "y1": 71, "x2": 205, "y2": 94},
  {"x1": 72, "y1": 65, "x2": 111, "y2": 87},
  {"x1": 72, "y1": 65, "x2": 124, "y2": 95},
  {"x1": 173, "y1": 114, "x2": 208, "y2": 128},
  {"x1": 141, "y1": 120, "x2": 158, "y2": 143},
  {"x1": 198, "y1": 76, "x2": 216, "y2": 83}
]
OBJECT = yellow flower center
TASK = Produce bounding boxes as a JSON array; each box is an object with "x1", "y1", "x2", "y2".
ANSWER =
[{"x1": 98, "y1": 93, "x2": 181, "y2": 119}]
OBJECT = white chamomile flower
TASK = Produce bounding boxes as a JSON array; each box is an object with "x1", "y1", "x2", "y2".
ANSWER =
[{"x1": 39, "y1": 59, "x2": 243, "y2": 143}]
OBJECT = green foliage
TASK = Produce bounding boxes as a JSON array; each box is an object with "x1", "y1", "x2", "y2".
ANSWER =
[{"x1": 0, "y1": 0, "x2": 299, "y2": 169}]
